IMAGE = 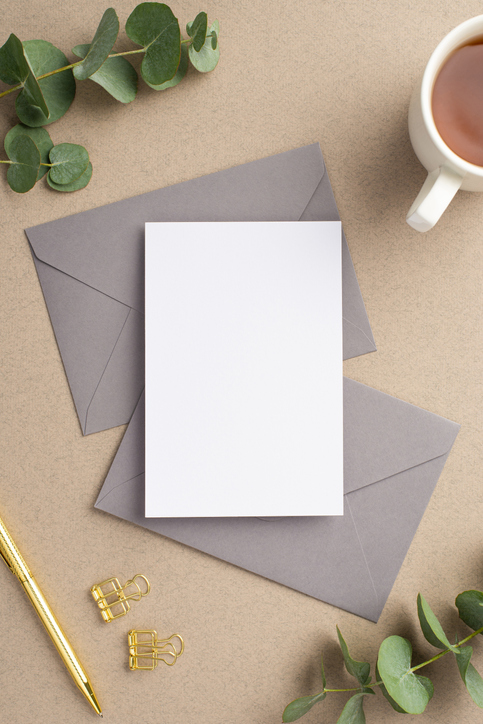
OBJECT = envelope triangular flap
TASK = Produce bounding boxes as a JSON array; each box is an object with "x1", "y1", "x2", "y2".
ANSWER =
[
  {"x1": 33, "y1": 257, "x2": 132, "y2": 432},
  {"x1": 25, "y1": 145, "x2": 326, "y2": 312},
  {"x1": 347, "y1": 453, "x2": 451, "y2": 620},
  {"x1": 343, "y1": 378, "x2": 460, "y2": 494}
]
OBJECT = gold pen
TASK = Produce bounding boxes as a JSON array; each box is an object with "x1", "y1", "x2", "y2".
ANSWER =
[{"x1": 0, "y1": 512, "x2": 102, "y2": 717}]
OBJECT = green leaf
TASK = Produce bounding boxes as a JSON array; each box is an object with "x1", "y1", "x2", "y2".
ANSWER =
[
  {"x1": 5, "y1": 135, "x2": 40, "y2": 193},
  {"x1": 22, "y1": 66, "x2": 50, "y2": 117},
  {"x1": 189, "y1": 20, "x2": 219, "y2": 73},
  {"x1": 48, "y1": 143, "x2": 89, "y2": 185},
  {"x1": 418, "y1": 676, "x2": 435, "y2": 699},
  {"x1": 282, "y1": 693, "x2": 326, "y2": 723},
  {"x1": 4, "y1": 123, "x2": 53, "y2": 179},
  {"x1": 455, "y1": 646, "x2": 483, "y2": 708},
  {"x1": 337, "y1": 627, "x2": 371, "y2": 686},
  {"x1": 0, "y1": 34, "x2": 49, "y2": 117},
  {"x1": 72, "y1": 45, "x2": 137, "y2": 103},
  {"x1": 73, "y1": 8, "x2": 119, "y2": 81},
  {"x1": 16, "y1": 40, "x2": 75, "y2": 127},
  {"x1": 0, "y1": 33, "x2": 29, "y2": 85},
  {"x1": 456, "y1": 591, "x2": 483, "y2": 634},
  {"x1": 417, "y1": 593, "x2": 458, "y2": 651},
  {"x1": 187, "y1": 12, "x2": 208, "y2": 52},
  {"x1": 145, "y1": 42, "x2": 188, "y2": 90},
  {"x1": 47, "y1": 161, "x2": 92, "y2": 192},
  {"x1": 126, "y1": 2, "x2": 181, "y2": 86},
  {"x1": 377, "y1": 636, "x2": 433, "y2": 715},
  {"x1": 336, "y1": 692, "x2": 373, "y2": 724},
  {"x1": 376, "y1": 663, "x2": 407, "y2": 713},
  {"x1": 211, "y1": 30, "x2": 218, "y2": 50},
  {"x1": 320, "y1": 652, "x2": 327, "y2": 688}
]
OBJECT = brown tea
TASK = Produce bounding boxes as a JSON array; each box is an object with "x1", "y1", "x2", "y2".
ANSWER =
[{"x1": 432, "y1": 43, "x2": 483, "y2": 166}]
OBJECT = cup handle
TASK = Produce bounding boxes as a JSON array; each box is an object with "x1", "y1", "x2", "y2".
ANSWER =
[{"x1": 406, "y1": 165, "x2": 464, "y2": 232}]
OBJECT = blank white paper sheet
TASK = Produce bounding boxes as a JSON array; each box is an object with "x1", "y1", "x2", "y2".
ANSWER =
[{"x1": 145, "y1": 221, "x2": 343, "y2": 518}]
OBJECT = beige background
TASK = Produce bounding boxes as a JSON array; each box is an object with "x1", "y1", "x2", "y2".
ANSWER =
[{"x1": 1, "y1": 1, "x2": 482, "y2": 722}]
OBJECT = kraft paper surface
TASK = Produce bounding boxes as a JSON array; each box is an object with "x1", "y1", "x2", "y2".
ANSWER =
[{"x1": 0, "y1": 2, "x2": 481, "y2": 723}]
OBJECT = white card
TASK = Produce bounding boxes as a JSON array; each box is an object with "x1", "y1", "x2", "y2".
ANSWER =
[{"x1": 145, "y1": 221, "x2": 343, "y2": 517}]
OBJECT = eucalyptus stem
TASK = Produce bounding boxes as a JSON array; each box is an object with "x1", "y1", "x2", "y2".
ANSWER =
[
  {"x1": 0, "y1": 85, "x2": 20, "y2": 99},
  {"x1": 324, "y1": 687, "x2": 369, "y2": 694},
  {"x1": 0, "y1": 41, "x2": 198, "y2": 100},
  {"x1": 102, "y1": 47, "x2": 146, "y2": 58},
  {"x1": 410, "y1": 625, "x2": 483, "y2": 674}
]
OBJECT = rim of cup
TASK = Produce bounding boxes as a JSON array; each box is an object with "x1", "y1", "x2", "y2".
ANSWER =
[{"x1": 421, "y1": 14, "x2": 483, "y2": 176}]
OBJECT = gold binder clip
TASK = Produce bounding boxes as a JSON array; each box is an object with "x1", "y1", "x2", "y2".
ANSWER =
[
  {"x1": 90, "y1": 574, "x2": 150, "y2": 622},
  {"x1": 128, "y1": 630, "x2": 184, "y2": 670}
]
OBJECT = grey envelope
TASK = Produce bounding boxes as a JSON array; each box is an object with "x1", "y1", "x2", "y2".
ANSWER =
[
  {"x1": 25, "y1": 144, "x2": 376, "y2": 435},
  {"x1": 95, "y1": 378, "x2": 459, "y2": 622}
]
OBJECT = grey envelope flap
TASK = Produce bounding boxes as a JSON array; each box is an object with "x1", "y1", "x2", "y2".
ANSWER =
[
  {"x1": 95, "y1": 378, "x2": 460, "y2": 621},
  {"x1": 26, "y1": 145, "x2": 328, "y2": 313},
  {"x1": 344, "y1": 378, "x2": 460, "y2": 494}
]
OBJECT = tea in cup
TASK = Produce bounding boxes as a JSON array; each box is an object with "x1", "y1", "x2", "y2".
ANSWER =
[{"x1": 407, "y1": 16, "x2": 483, "y2": 232}]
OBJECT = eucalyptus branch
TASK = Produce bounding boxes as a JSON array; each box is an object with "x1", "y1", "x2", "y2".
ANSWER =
[
  {"x1": 283, "y1": 590, "x2": 483, "y2": 723},
  {"x1": 0, "y1": 48, "x2": 143, "y2": 95},
  {"x1": 0, "y1": 85, "x2": 21, "y2": 98},
  {"x1": 0, "y1": 5, "x2": 220, "y2": 194},
  {"x1": 324, "y1": 686, "x2": 375, "y2": 693}
]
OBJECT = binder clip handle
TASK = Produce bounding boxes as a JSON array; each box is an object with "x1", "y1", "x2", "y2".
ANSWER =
[{"x1": 127, "y1": 574, "x2": 151, "y2": 601}]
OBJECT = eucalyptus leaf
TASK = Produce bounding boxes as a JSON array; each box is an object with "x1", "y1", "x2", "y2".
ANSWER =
[
  {"x1": 456, "y1": 590, "x2": 483, "y2": 633},
  {"x1": 16, "y1": 40, "x2": 75, "y2": 126},
  {"x1": 375, "y1": 663, "x2": 407, "y2": 713},
  {"x1": 336, "y1": 692, "x2": 372, "y2": 724},
  {"x1": 337, "y1": 627, "x2": 371, "y2": 686},
  {"x1": 47, "y1": 161, "x2": 92, "y2": 191},
  {"x1": 48, "y1": 143, "x2": 89, "y2": 185},
  {"x1": 187, "y1": 11, "x2": 208, "y2": 52},
  {"x1": 455, "y1": 646, "x2": 483, "y2": 708},
  {"x1": 145, "y1": 42, "x2": 187, "y2": 90},
  {"x1": 320, "y1": 652, "x2": 327, "y2": 688},
  {"x1": 126, "y1": 2, "x2": 181, "y2": 86},
  {"x1": 282, "y1": 692, "x2": 326, "y2": 723},
  {"x1": 0, "y1": 34, "x2": 49, "y2": 116},
  {"x1": 73, "y1": 44, "x2": 137, "y2": 103},
  {"x1": 73, "y1": 8, "x2": 119, "y2": 81},
  {"x1": 4, "y1": 123, "x2": 53, "y2": 179},
  {"x1": 22, "y1": 70, "x2": 50, "y2": 118},
  {"x1": 377, "y1": 636, "x2": 433, "y2": 715},
  {"x1": 418, "y1": 676, "x2": 435, "y2": 699},
  {"x1": 6, "y1": 134, "x2": 40, "y2": 193},
  {"x1": 0, "y1": 33, "x2": 29, "y2": 85},
  {"x1": 211, "y1": 30, "x2": 218, "y2": 50},
  {"x1": 417, "y1": 593, "x2": 458, "y2": 651},
  {"x1": 189, "y1": 19, "x2": 219, "y2": 73}
]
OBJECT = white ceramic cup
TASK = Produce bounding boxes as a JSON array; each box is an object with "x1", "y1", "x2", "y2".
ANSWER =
[{"x1": 407, "y1": 15, "x2": 483, "y2": 232}]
